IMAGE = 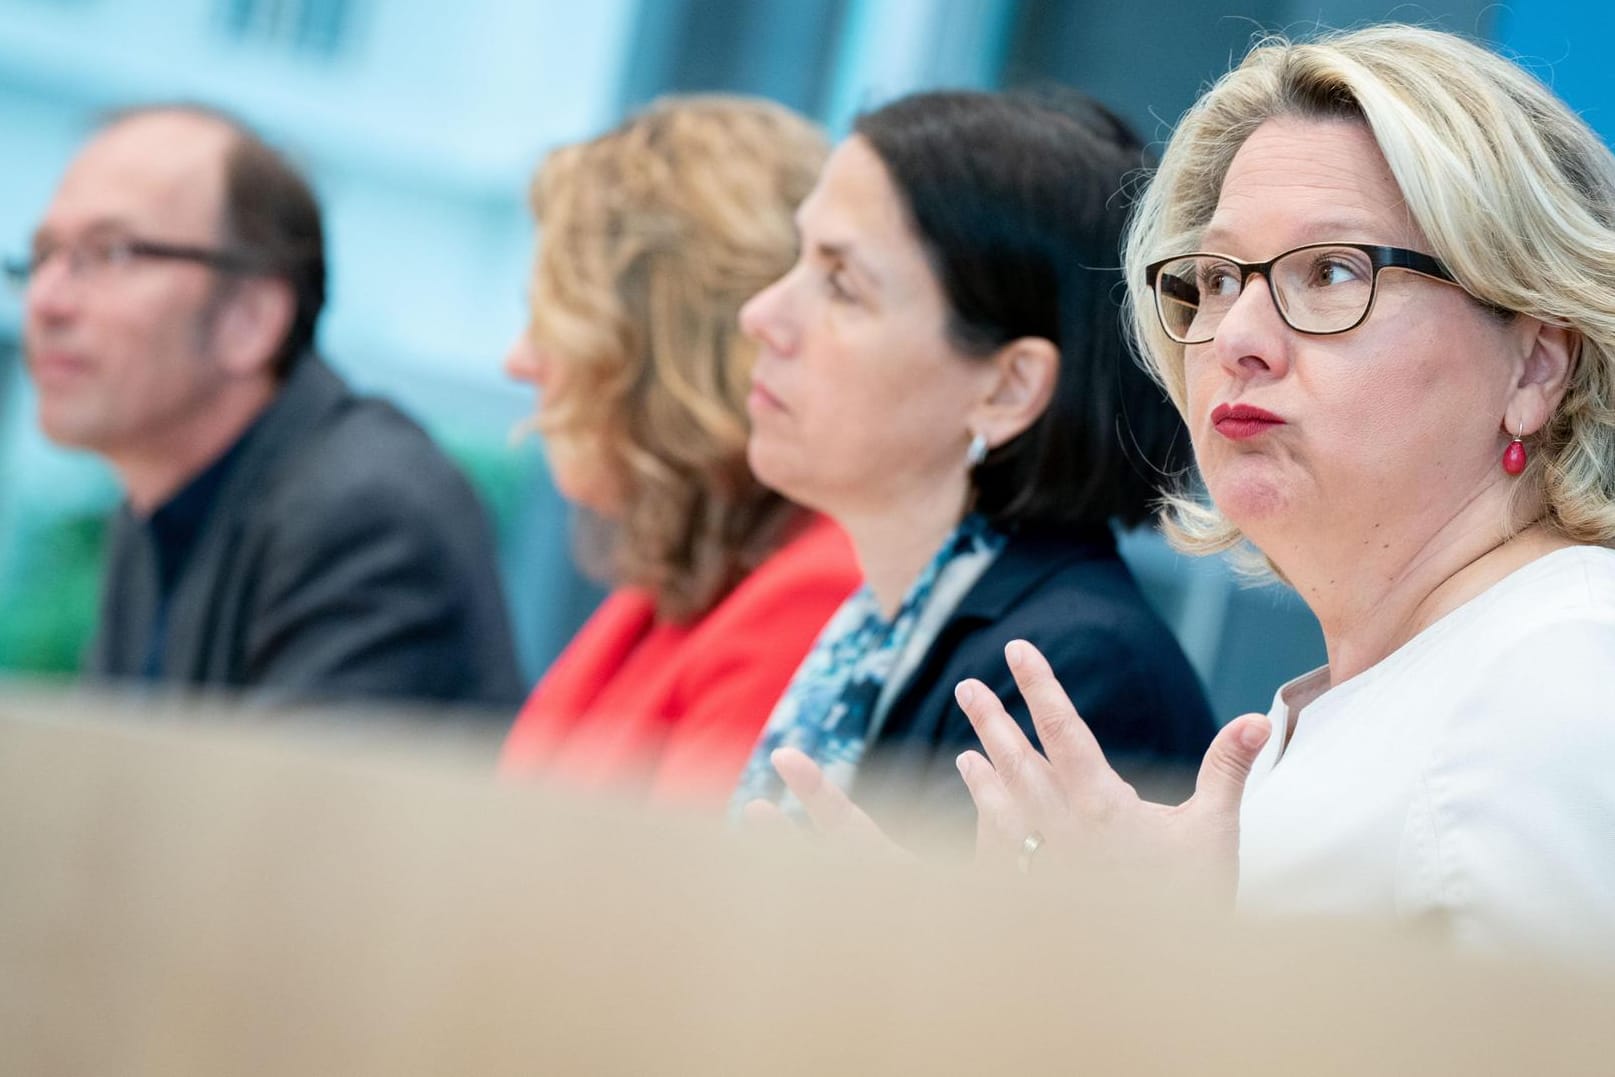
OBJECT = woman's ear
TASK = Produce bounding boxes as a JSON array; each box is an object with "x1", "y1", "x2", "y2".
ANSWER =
[
  {"x1": 211, "y1": 277, "x2": 296, "y2": 379},
  {"x1": 1509, "y1": 317, "x2": 1577, "y2": 435},
  {"x1": 968, "y1": 336, "x2": 1059, "y2": 449}
]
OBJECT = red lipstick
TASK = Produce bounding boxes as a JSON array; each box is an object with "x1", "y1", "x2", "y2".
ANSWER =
[{"x1": 1211, "y1": 402, "x2": 1285, "y2": 440}]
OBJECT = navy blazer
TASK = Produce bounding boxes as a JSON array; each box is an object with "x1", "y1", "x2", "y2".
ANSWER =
[
  {"x1": 851, "y1": 527, "x2": 1216, "y2": 831},
  {"x1": 87, "y1": 355, "x2": 525, "y2": 711}
]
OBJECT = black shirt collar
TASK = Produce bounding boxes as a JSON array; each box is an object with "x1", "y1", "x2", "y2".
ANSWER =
[{"x1": 144, "y1": 419, "x2": 260, "y2": 596}]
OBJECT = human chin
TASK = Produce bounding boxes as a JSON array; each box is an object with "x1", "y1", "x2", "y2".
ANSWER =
[
  {"x1": 33, "y1": 389, "x2": 105, "y2": 450},
  {"x1": 547, "y1": 446, "x2": 615, "y2": 515},
  {"x1": 745, "y1": 430, "x2": 798, "y2": 498},
  {"x1": 1202, "y1": 452, "x2": 1299, "y2": 530},
  {"x1": 748, "y1": 430, "x2": 834, "y2": 511}
]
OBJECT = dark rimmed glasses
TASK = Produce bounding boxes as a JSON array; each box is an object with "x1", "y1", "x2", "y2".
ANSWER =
[
  {"x1": 1144, "y1": 242, "x2": 1464, "y2": 344},
  {"x1": 3, "y1": 233, "x2": 261, "y2": 294}
]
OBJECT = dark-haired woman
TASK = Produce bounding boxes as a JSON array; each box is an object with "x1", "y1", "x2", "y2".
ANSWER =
[{"x1": 730, "y1": 90, "x2": 1215, "y2": 827}]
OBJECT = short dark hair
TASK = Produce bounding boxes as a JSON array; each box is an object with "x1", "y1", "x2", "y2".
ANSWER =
[
  {"x1": 104, "y1": 104, "x2": 326, "y2": 378},
  {"x1": 853, "y1": 90, "x2": 1189, "y2": 530}
]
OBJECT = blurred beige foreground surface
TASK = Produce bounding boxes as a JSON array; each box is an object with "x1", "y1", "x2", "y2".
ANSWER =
[{"x1": 1, "y1": 689, "x2": 1612, "y2": 1076}]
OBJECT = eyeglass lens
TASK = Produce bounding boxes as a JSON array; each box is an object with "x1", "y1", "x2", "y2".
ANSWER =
[
  {"x1": 1155, "y1": 245, "x2": 1379, "y2": 343},
  {"x1": 4, "y1": 235, "x2": 130, "y2": 293}
]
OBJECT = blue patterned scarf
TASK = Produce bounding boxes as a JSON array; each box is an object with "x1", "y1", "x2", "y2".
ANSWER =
[{"x1": 730, "y1": 513, "x2": 1005, "y2": 815}]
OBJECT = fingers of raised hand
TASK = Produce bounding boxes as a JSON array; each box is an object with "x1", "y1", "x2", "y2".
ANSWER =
[
  {"x1": 740, "y1": 797, "x2": 799, "y2": 839},
  {"x1": 953, "y1": 676, "x2": 1062, "y2": 813},
  {"x1": 770, "y1": 748, "x2": 895, "y2": 852},
  {"x1": 1002, "y1": 640, "x2": 1113, "y2": 797},
  {"x1": 1190, "y1": 713, "x2": 1271, "y2": 821},
  {"x1": 955, "y1": 749, "x2": 1031, "y2": 871}
]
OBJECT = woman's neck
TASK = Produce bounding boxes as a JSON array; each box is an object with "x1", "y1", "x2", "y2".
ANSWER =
[
  {"x1": 837, "y1": 481, "x2": 972, "y2": 619},
  {"x1": 1271, "y1": 496, "x2": 1570, "y2": 687}
]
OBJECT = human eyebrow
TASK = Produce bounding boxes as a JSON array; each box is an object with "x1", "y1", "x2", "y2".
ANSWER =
[
  {"x1": 1291, "y1": 217, "x2": 1403, "y2": 246},
  {"x1": 30, "y1": 217, "x2": 135, "y2": 252},
  {"x1": 78, "y1": 218, "x2": 139, "y2": 241},
  {"x1": 811, "y1": 239, "x2": 881, "y2": 291},
  {"x1": 27, "y1": 223, "x2": 63, "y2": 253},
  {"x1": 1199, "y1": 216, "x2": 1402, "y2": 255}
]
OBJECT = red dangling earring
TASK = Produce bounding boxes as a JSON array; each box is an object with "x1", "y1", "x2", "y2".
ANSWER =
[{"x1": 1502, "y1": 422, "x2": 1527, "y2": 476}]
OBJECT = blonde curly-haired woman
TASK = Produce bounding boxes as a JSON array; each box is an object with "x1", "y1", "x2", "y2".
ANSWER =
[{"x1": 500, "y1": 97, "x2": 858, "y2": 806}]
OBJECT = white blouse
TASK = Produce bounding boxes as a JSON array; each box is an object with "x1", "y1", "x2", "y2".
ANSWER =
[{"x1": 1238, "y1": 545, "x2": 1615, "y2": 963}]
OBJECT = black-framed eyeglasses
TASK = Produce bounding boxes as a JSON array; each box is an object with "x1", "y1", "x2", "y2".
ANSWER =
[
  {"x1": 3, "y1": 233, "x2": 261, "y2": 293},
  {"x1": 1144, "y1": 242, "x2": 1465, "y2": 344}
]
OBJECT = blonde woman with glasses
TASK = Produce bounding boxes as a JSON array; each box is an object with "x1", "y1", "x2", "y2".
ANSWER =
[{"x1": 771, "y1": 26, "x2": 1615, "y2": 963}]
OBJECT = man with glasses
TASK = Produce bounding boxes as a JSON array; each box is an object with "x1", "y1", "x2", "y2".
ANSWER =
[{"x1": 12, "y1": 105, "x2": 523, "y2": 710}]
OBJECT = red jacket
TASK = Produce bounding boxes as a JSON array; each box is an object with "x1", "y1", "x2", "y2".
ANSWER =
[{"x1": 500, "y1": 516, "x2": 860, "y2": 806}]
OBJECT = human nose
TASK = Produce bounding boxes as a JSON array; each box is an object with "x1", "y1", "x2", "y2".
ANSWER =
[
  {"x1": 503, "y1": 330, "x2": 544, "y2": 386},
  {"x1": 23, "y1": 247, "x2": 83, "y2": 324},
  {"x1": 738, "y1": 271, "x2": 797, "y2": 357},
  {"x1": 1203, "y1": 273, "x2": 1291, "y2": 382}
]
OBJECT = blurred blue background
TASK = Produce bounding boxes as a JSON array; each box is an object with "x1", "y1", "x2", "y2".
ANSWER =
[{"x1": 0, "y1": 0, "x2": 1607, "y2": 719}]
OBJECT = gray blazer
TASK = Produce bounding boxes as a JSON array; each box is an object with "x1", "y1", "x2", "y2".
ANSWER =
[{"x1": 87, "y1": 356, "x2": 525, "y2": 710}]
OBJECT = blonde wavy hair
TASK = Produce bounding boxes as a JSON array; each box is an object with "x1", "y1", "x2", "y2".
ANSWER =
[
  {"x1": 526, "y1": 95, "x2": 828, "y2": 621},
  {"x1": 1121, "y1": 24, "x2": 1615, "y2": 564}
]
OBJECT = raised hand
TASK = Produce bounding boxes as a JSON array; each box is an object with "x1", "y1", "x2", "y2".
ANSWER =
[
  {"x1": 742, "y1": 748, "x2": 913, "y2": 862},
  {"x1": 953, "y1": 639, "x2": 1271, "y2": 901}
]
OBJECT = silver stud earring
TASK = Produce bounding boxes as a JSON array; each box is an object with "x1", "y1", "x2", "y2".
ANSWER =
[{"x1": 966, "y1": 431, "x2": 989, "y2": 468}]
